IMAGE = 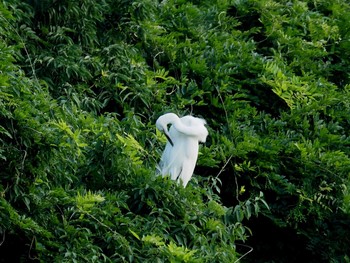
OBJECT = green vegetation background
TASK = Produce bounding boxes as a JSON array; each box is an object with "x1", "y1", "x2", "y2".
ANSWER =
[{"x1": 0, "y1": 0, "x2": 350, "y2": 262}]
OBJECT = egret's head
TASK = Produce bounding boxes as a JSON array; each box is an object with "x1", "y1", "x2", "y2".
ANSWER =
[{"x1": 156, "y1": 113, "x2": 178, "y2": 146}]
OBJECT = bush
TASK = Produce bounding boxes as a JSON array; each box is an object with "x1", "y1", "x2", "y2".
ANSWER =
[{"x1": 1, "y1": 0, "x2": 350, "y2": 262}]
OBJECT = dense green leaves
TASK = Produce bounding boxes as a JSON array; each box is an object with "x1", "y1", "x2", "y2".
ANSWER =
[{"x1": 1, "y1": 0, "x2": 350, "y2": 262}]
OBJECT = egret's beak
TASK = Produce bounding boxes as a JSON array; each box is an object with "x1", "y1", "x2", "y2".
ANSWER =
[{"x1": 164, "y1": 131, "x2": 174, "y2": 146}]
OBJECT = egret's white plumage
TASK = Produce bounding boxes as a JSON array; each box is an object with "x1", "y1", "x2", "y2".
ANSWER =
[{"x1": 156, "y1": 113, "x2": 208, "y2": 187}]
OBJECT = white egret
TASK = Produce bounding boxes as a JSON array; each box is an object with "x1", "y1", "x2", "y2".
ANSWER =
[{"x1": 156, "y1": 113, "x2": 208, "y2": 187}]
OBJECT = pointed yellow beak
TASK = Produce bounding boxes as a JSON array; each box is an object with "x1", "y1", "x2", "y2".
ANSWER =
[{"x1": 164, "y1": 131, "x2": 174, "y2": 146}]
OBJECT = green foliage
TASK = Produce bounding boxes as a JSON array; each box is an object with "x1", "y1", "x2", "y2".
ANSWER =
[{"x1": 1, "y1": 0, "x2": 350, "y2": 262}]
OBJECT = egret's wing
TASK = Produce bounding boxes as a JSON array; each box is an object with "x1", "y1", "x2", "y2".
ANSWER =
[
  {"x1": 178, "y1": 157, "x2": 197, "y2": 187},
  {"x1": 177, "y1": 116, "x2": 208, "y2": 142},
  {"x1": 177, "y1": 138, "x2": 199, "y2": 187},
  {"x1": 159, "y1": 142, "x2": 175, "y2": 175}
]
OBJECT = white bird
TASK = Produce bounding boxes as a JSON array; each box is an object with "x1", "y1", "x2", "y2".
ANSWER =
[{"x1": 156, "y1": 113, "x2": 208, "y2": 187}]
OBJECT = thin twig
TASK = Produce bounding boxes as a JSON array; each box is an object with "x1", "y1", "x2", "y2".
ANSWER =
[
  {"x1": 215, "y1": 85, "x2": 241, "y2": 201},
  {"x1": 153, "y1": 51, "x2": 164, "y2": 60},
  {"x1": 235, "y1": 172, "x2": 240, "y2": 202},
  {"x1": 215, "y1": 154, "x2": 233, "y2": 179},
  {"x1": 0, "y1": 231, "x2": 5, "y2": 246},
  {"x1": 215, "y1": 85, "x2": 230, "y2": 135},
  {"x1": 21, "y1": 150, "x2": 27, "y2": 171},
  {"x1": 79, "y1": 208, "x2": 116, "y2": 235},
  {"x1": 234, "y1": 243, "x2": 254, "y2": 263},
  {"x1": 28, "y1": 236, "x2": 38, "y2": 260}
]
